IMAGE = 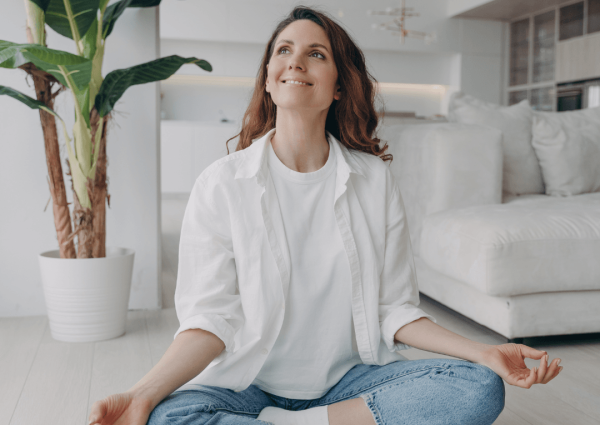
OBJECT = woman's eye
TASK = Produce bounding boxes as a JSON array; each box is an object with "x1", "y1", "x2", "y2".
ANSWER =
[{"x1": 277, "y1": 47, "x2": 324, "y2": 59}]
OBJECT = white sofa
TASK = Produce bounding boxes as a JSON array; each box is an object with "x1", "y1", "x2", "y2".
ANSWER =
[{"x1": 380, "y1": 119, "x2": 600, "y2": 342}]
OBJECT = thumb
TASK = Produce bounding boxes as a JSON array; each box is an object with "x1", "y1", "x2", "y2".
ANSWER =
[
  {"x1": 519, "y1": 344, "x2": 546, "y2": 360},
  {"x1": 89, "y1": 399, "x2": 108, "y2": 425}
]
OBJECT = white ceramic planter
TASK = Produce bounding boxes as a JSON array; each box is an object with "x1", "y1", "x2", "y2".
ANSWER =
[{"x1": 38, "y1": 247, "x2": 135, "y2": 342}]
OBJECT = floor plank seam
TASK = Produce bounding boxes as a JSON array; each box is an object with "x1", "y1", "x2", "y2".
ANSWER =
[
  {"x1": 85, "y1": 341, "x2": 97, "y2": 424},
  {"x1": 9, "y1": 320, "x2": 47, "y2": 425}
]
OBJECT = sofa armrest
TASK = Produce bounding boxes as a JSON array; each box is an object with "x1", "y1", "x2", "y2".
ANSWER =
[{"x1": 379, "y1": 123, "x2": 503, "y2": 256}]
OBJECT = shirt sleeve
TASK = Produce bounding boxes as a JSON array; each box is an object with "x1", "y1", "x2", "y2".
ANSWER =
[
  {"x1": 379, "y1": 168, "x2": 437, "y2": 352},
  {"x1": 173, "y1": 174, "x2": 244, "y2": 360}
]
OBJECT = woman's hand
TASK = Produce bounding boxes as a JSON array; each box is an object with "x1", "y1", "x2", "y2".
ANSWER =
[
  {"x1": 478, "y1": 343, "x2": 563, "y2": 388},
  {"x1": 88, "y1": 392, "x2": 154, "y2": 425}
]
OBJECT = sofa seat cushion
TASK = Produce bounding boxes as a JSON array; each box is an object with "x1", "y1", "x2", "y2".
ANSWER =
[{"x1": 419, "y1": 192, "x2": 600, "y2": 297}]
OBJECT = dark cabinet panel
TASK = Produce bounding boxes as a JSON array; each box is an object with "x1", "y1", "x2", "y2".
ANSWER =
[
  {"x1": 589, "y1": 0, "x2": 600, "y2": 34},
  {"x1": 560, "y1": 2, "x2": 584, "y2": 41},
  {"x1": 533, "y1": 10, "x2": 556, "y2": 83},
  {"x1": 510, "y1": 19, "x2": 530, "y2": 86}
]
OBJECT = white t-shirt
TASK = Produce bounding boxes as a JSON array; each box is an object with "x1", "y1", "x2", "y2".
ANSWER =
[{"x1": 251, "y1": 137, "x2": 363, "y2": 399}]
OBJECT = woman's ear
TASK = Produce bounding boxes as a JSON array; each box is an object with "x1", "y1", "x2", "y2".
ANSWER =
[{"x1": 334, "y1": 83, "x2": 341, "y2": 101}]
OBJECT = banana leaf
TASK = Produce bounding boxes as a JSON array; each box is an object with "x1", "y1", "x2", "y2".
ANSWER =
[
  {"x1": 102, "y1": 0, "x2": 134, "y2": 39},
  {"x1": 28, "y1": 0, "x2": 51, "y2": 12},
  {"x1": 43, "y1": 0, "x2": 100, "y2": 42},
  {"x1": 103, "y1": 0, "x2": 163, "y2": 39},
  {"x1": 0, "y1": 41, "x2": 92, "y2": 90},
  {"x1": 129, "y1": 0, "x2": 161, "y2": 6},
  {"x1": 0, "y1": 84, "x2": 62, "y2": 120},
  {"x1": 95, "y1": 55, "x2": 212, "y2": 117}
]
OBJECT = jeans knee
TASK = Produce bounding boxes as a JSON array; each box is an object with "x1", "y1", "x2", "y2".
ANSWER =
[
  {"x1": 469, "y1": 364, "x2": 505, "y2": 423},
  {"x1": 147, "y1": 404, "x2": 213, "y2": 425},
  {"x1": 146, "y1": 402, "x2": 169, "y2": 425},
  {"x1": 146, "y1": 392, "x2": 210, "y2": 425}
]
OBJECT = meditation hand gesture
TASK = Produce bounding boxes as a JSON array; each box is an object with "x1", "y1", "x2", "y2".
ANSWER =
[
  {"x1": 88, "y1": 392, "x2": 153, "y2": 425},
  {"x1": 479, "y1": 343, "x2": 563, "y2": 388}
]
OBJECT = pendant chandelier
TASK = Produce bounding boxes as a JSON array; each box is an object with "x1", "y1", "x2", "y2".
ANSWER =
[{"x1": 367, "y1": 0, "x2": 437, "y2": 45}]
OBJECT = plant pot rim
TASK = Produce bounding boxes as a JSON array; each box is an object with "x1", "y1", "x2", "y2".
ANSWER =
[{"x1": 39, "y1": 246, "x2": 135, "y2": 261}]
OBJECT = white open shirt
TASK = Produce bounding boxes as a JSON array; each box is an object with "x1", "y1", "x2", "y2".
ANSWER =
[{"x1": 173, "y1": 128, "x2": 436, "y2": 393}]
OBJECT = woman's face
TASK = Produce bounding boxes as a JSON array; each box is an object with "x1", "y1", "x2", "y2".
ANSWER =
[{"x1": 265, "y1": 19, "x2": 340, "y2": 113}]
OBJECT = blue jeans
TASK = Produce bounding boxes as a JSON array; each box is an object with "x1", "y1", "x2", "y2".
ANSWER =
[{"x1": 147, "y1": 358, "x2": 505, "y2": 425}]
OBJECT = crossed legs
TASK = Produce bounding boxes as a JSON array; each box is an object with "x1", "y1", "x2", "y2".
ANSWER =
[{"x1": 147, "y1": 358, "x2": 505, "y2": 425}]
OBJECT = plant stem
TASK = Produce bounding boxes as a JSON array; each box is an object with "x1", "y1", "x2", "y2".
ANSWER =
[
  {"x1": 22, "y1": 2, "x2": 76, "y2": 258},
  {"x1": 91, "y1": 109, "x2": 109, "y2": 258},
  {"x1": 24, "y1": 0, "x2": 45, "y2": 46},
  {"x1": 27, "y1": 64, "x2": 77, "y2": 259},
  {"x1": 62, "y1": 0, "x2": 82, "y2": 56}
]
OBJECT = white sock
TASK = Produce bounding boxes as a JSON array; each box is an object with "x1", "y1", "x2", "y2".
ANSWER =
[{"x1": 256, "y1": 405, "x2": 329, "y2": 425}]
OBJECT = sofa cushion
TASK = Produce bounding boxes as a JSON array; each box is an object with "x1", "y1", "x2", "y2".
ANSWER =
[
  {"x1": 419, "y1": 192, "x2": 600, "y2": 297},
  {"x1": 381, "y1": 123, "x2": 503, "y2": 257},
  {"x1": 532, "y1": 106, "x2": 600, "y2": 196},
  {"x1": 447, "y1": 92, "x2": 545, "y2": 196}
]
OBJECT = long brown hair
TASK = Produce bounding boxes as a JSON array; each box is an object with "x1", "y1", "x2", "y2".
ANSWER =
[{"x1": 225, "y1": 5, "x2": 392, "y2": 162}]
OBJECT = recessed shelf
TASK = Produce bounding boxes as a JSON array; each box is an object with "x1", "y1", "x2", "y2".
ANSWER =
[{"x1": 162, "y1": 74, "x2": 449, "y2": 93}]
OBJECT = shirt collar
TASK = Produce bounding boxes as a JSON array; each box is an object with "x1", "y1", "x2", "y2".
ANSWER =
[{"x1": 234, "y1": 128, "x2": 366, "y2": 184}]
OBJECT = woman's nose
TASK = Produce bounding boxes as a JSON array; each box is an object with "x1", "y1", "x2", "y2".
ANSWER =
[{"x1": 288, "y1": 54, "x2": 305, "y2": 70}]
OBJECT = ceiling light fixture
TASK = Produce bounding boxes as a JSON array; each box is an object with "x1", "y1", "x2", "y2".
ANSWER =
[{"x1": 367, "y1": 0, "x2": 437, "y2": 45}]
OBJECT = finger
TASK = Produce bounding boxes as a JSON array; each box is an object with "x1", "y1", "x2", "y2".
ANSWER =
[
  {"x1": 542, "y1": 359, "x2": 562, "y2": 384},
  {"x1": 526, "y1": 366, "x2": 538, "y2": 388},
  {"x1": 519, "y1": 345, "x2": 547, "y2": 360},
  {"x1": 516, "y1": 366, "x2": 537, "y2": 388},
  {"x1": 89, "y1": 399, "x2": 107, "y2": 425},
  {"x1": 536, "y1": 354, "x2": 549, "y2": 383}
]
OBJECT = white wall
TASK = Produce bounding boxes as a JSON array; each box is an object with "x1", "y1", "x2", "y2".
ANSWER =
[
  {"x1": 156, "y1": 0, "x2": 506, "y2": 198},
  {"x1": 160, "y1": 38, "x2": 459, "y2": 121},
  {"x1": 0, "y1": 2, "x2": 162, "y2": 316},
  {"x1": 158, "y1": 0, "x2": 507, "y2": 107}
]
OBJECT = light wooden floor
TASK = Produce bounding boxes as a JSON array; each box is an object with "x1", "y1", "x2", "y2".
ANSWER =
[{"x1": 2, "y1": 196, "x2": 599, "y2": 425}]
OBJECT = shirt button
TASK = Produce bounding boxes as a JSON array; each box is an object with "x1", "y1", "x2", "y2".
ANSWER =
[{"x1": 261, "y1": 348, "x2": 269, "y2": 355}]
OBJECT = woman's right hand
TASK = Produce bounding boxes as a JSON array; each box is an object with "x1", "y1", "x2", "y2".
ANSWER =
[
  {"x1": 88, "y1": 392, "x2": 154, "y2": 425},
  {"x1": 86, "y1": 328, "x2": 225, "y2": 425}
]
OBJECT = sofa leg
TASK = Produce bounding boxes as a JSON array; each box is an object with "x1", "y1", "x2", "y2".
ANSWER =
[{"x1": 507, "y1": 337, "x2": 524, "y2": 344}]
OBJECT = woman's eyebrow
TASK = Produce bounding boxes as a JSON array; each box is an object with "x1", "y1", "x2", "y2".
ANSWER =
[{"x1": 276, "y1": 39, "x2": 329, "y2": 53}]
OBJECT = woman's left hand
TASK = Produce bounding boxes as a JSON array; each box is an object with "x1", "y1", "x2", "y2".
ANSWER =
[{"x1": 478, "y1": 343, "x2": 563, "y2": 388}]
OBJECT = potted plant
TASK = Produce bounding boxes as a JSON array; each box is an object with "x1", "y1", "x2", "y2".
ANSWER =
[{"x1": 0, "y1": 0, "x2": 211, "y2": 342}]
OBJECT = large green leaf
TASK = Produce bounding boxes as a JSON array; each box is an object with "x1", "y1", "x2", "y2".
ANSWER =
[
  {"x1": 45, "y1": 0, "x2": 100, "y2": 41},
  {"x1": 29, "y1": 0, "x2": 51, "y2": 12},
  {"x1": 102, "y1": 0, "x2": 162, "y2": 40},
  {"x1": 95, "y1": 55, "x2": 212, "y2": 117},
  {"x1": 102, "y1": 0, "x2": 134, "y2": 39},
  {"x1": 129, "y1": 0, "x2": 161, "y2": 6},
  {"x1": 0, "y1": 84, "x2": 63, "y2": 120},
  {"x1": 0, "y1": 41, "x2": 92, "y2": 90}
]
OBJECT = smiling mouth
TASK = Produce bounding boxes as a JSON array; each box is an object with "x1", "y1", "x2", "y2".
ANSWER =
[{"x1": 282, "y1": 80, "x2": 313, "y2": 86}]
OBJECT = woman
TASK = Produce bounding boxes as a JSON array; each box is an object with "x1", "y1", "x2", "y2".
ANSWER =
[{"x1": 88, "y1": 6, "x2": 562, "y2": 425}]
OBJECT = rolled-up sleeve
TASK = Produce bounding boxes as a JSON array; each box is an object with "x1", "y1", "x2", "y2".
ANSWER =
[
  {"x1": 379, "y1": 169, "x2": 436, "y2": 352},
  {"x1": 173, "y1": 174, "x2": 244, "y2": 358}
]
